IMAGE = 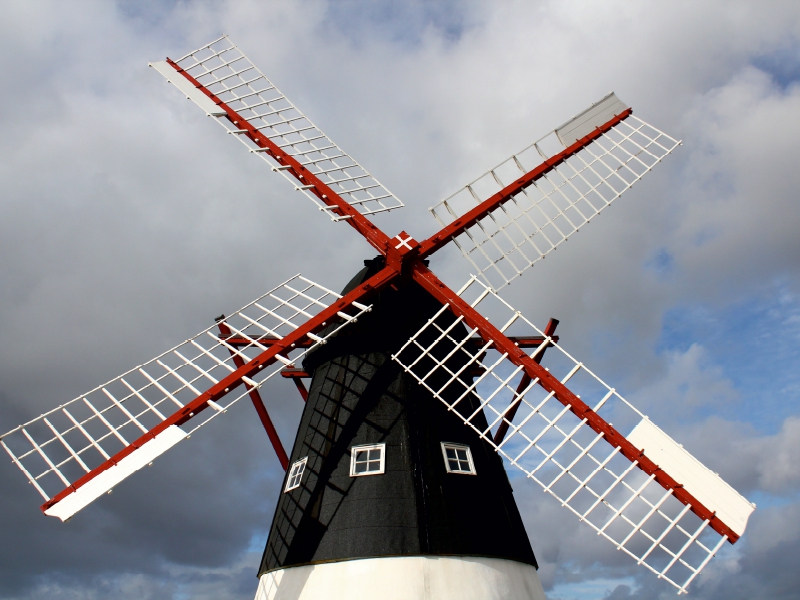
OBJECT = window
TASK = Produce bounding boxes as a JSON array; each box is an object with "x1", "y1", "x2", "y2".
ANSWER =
[
  {"x1": 441, "y1": 442, "x2": 476, "y2": 475},
  {"x1": 350, "y1": 443, "x2": 386, "y2": 477},
  {"x1": 284, "y1": 457, "x2": 308, "y2": 492}
]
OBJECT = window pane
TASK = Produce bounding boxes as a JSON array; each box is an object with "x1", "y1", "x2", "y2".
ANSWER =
[
  {"x1": 285, "y1": 457, "x2": 307, "y2": 491},
  {"x1": 351, "y1": 444, "x2": 385, "y2": 476},
  {"x1": 441, "y1": 443, "x2": 475, "y2": 474}
]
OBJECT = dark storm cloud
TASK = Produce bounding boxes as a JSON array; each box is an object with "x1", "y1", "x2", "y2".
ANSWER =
[{"x1": 1, "y1": 1, "x2": 799, "y2": 599}]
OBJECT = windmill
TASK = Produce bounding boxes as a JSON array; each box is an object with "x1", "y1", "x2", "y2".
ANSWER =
[{"x1": 0, "y1": 35, "x2": 755, "y2": 598}]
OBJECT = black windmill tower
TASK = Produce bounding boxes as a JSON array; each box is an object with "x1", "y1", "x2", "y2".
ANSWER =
[
  {"x1": 260, "y1": 256, "x2": 539, "y2": 573},
  {"x1": 2, "y1": 35, "x2": 756, "y2": 599}
]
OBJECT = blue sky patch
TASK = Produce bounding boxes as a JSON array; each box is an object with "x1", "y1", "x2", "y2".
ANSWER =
[
  {"x1": 658, "y1": 279, "x2": 800, "y2": 433},
  {"x1": 323, "y1": 0, "x2": 471, "y2": 48},
  {"x1": 752, "y1": 44, "x2": 800, "y2": 90}
]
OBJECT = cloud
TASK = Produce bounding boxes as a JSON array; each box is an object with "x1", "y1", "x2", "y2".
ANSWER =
[
  {"x1": 674, "y1": 67, "x2": 800, "y2": 301},
  {"x1": 680, "y1": 415, "x2": 800, "y2": 497},
  {"x1": 1, "y1": 1, "x2": 799, "y2": 599},
  {"x1": 630, "y1": 344, "x2": 740, "y2": 419}
]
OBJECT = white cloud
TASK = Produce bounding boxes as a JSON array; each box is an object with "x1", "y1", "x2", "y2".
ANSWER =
[
  {"x1": 630, "y1": 343, "x2": 740, "y2": 420},
  {"x1": 1, "y1": 1, "x2": 800, "y2": 599},
  {"x1": 675, "y1": 67, "x2": 800, "y2": 301}
]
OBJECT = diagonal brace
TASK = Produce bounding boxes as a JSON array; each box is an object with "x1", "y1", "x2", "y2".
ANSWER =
[{"x1": 216, "y1": 318, "x2": 288, "y2": 470}]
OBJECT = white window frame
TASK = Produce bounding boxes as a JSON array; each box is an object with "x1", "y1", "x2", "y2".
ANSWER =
[
  {"x1": 284, "y1": 456, "x2": 308, "y2": 492},
  {"x1": 441, "y1": 442, "x2": 477, "y2": 475},
  {"x1": 349, "y1": 443, "x2": 386, "y2": 477}
]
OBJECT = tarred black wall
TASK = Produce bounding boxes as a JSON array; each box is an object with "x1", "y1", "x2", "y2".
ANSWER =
[{"x1": 259, "y1": 259, "x2": 537, "y2": 575}]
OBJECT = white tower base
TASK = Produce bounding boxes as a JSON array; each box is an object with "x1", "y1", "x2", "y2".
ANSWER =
[{"x1": 254, "y1": 555, "x2": 546, "y2": 600}]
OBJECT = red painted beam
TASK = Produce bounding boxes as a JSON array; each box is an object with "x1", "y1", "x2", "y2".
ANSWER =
[
  {"x1": 417, "y1": 108, "x2": 633, "y2": 259},
  {"x1": 219, "y1": 336, "x2": 314, "y2": 348},
  {"x1": 40, "y1": 265, "x2": 399, "y2": 513},
  {"x1": 411, "y1": 263, "x2": 739, "y2": 544},
  {"x1": 291, "y1": 378, "x2": 309, "y2": 403},
  {"x1": 217, "y1": 320, "x2": 289, "y2": 470},
  {"x1": 281, "y1": 368, "x2": 310, "y2": 378},
  {"x1": 166, "y1": 59, "x2": 394, "y2": 258},
  {"x1": 492, "y1": 373, "x2": 532, "y2": 446},
  {"x1": 468, "y1": 335, "x2": 558, "y2": 348},
  {"x1": 280, "y1": 367, "x2": 310, "y2": 402}
]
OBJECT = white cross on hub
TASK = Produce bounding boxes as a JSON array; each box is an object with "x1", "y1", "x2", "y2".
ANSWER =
[{"x1": 394, "y1": 232, "x2": 415, "y2": 251}]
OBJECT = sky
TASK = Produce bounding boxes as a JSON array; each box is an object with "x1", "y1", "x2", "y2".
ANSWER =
[{"x1": 0, "y1": 1, "x2": 799, "y2": 598}]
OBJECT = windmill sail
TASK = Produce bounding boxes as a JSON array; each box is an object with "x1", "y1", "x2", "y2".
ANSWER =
[
  {"x1": 429, "y1": 94, "x2": 680, "y2": 291},
  {"x1": 0, "y1": 275, "x2": 371, "y2": 522},
  {"x1": 392, "y1": 276, "x2": 753, "y2": 594},
  {"x1": 150, "y1": 35, "x2": 404, "y2": 220}
]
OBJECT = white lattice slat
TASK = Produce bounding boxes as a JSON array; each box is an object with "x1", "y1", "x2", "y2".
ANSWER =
[
  {"x1": 430, "y1": 94, "x2": 680, "y2": 291},
  {"x1": 0, "y1": 275, "x2": 371, "y2": 521},
  {"x1": 150, "y1": 35, "x2": 403, "y2": 219},
  {"x1": 391, "y1": 277, "x2": 753, "y2": 594}
]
